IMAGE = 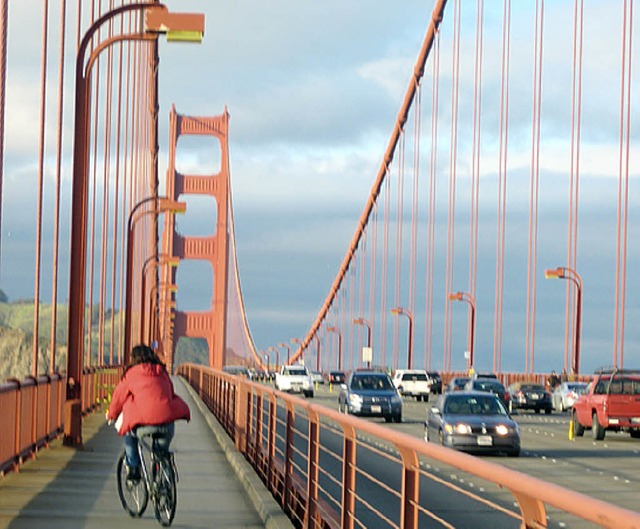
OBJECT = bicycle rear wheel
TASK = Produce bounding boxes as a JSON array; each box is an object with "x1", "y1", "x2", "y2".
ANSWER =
[
  {"x1": 153, "y1": 454, "x2": 177, "y2": 526},
  {"x1": 117, "y1": 452, "x2": 148, "y2": 517}
]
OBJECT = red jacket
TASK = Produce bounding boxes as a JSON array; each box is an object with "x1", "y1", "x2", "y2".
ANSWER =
[{"x1": 107, "y1": 363, "x2": 190, "y2": 435}]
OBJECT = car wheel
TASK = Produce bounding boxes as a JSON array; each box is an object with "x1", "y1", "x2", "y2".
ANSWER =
[
  {"x1": 393, "y1": 413, "x2": 402, "y2": 423},
  {"x1": 424, "y1": 426, "x2": 430, "y2": 442},
  {"x1": 592, "y1": 413, "x2": 605, "y2": 440},
  {"x1": 572, "y1": 411, "x2": 585, "y2": 437},
  {"x1": 384, "y1": 415, "x2": 393, "y2": 423},
  {"x1": 630, "y1": 430, "x2": 640, "y2": 439},
  {"x1": 438, "y1": 429, "x2": 444, "y2": 446},
  {"x1": 535, "y1": 407, "x2": 541, "y2": 414},
  {"x1": 507, "y1": 447, "x2": 520, "y2": 457},
  {"x1": 545, "y1": 407, "x2": 552, "y2": 415}
]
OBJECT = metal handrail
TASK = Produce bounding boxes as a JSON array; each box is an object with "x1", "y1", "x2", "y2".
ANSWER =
[{"x1": 0, "y1": 366, "x2": 122, "y2": 477}]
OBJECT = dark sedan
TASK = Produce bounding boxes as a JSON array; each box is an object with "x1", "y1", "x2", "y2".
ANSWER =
[
  {"x1": 507, "y1": 381, "x2": 553, "y2": 414},
  {"x1": 425, "y1": 391, "x2": 520, "y2": 456},
  {"x1": 338, "y1": 371, "x2": 402, "y2": 423}
]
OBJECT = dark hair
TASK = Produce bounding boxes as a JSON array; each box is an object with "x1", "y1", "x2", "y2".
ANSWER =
[{"x1": 126, "y1": 343, "x2": 166, "y2": 373}]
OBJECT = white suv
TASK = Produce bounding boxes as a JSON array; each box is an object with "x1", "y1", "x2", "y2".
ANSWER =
[{"x1": 392, "y1": 369, "x2": 431, "y2": 402}]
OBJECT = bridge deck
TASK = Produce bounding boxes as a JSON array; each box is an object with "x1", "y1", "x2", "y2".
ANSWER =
[{"x1": 0, "y1": 378, "x2": 293, "y2": 529}]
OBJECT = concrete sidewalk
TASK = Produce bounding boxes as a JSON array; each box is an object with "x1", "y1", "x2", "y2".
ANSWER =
[{"x1": 0, "y1": 376, "x2": 293, "y2": 529}]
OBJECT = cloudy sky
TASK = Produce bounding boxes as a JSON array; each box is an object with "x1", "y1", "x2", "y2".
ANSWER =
[{"x1": 1, "y1": 1, "x2": 639, "y2": 375}]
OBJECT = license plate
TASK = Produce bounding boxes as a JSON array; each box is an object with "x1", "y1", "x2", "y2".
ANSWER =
[
  {"x1": 477, "y1": 435, "x2": 493, "y2": 446},
  {"x1": 530, "y1": 393, "x2": 540, "y2": 399},
  {"x1": 371, "y1": 405, "x2": 381, "y2": 413}
]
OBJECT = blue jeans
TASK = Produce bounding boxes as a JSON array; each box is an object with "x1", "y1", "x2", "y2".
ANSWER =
[{"x1": 124, "y1": 423, "x2": 175, "y2": 468}]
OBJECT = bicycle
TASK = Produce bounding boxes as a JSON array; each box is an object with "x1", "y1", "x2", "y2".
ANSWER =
[{"x1": 116, "y1": 430, "x2": 178, "y2": 526}]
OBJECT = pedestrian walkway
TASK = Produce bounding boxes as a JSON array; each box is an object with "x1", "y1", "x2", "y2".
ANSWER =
[{"x1": 0, "y1": 377, "x2": 293, "y2": 529}]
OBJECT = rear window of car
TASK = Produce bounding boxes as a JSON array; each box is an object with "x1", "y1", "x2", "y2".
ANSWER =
[
  {"x1": 284, "y1": 367, "x2": 307, "y2": 376},
  {"x1": 474, "y1": 380, "x2": 504, "y2": 392},
  {"x1": 402, "y1": 373, "x2": 428, "y2": 381}
]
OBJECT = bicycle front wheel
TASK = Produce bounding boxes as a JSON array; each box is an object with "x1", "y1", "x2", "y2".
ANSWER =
[
  {"x1": 116, "y1": 451, "x2": 148, "y2": 517},
  {"x1": 153, "y1": 454, "x2": 177, "y2": 526}
]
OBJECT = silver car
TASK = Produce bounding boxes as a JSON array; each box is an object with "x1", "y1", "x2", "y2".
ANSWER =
[{"x1": 552, "y1": 381, "x2": 588, "y2": 411}]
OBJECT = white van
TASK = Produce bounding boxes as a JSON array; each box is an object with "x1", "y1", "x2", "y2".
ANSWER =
[{"x1": 392, "y1": 369, "x2": 431, "y2": 401}]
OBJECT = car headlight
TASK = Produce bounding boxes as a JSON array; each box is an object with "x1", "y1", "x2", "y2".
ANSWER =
[
  {"x1": 445, "y1": 423, "x2": 471, "y2": 435},
  {"x1": 349, "y1": 394, "x2": 363, "y2": 406},
  {"x1": 495, "y1": 424, "x2": 510, "y2": 436}
]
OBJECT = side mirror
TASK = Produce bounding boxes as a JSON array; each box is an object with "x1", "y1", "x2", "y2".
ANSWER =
[
  {"x1": 429, "y1": 406, "x2": 440, "y2": 415},
  {"x1": 340, "y1": 383, "x2": 348, "y2": 390}
]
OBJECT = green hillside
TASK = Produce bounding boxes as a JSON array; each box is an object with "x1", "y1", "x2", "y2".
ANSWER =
[{"x1": 0, "y1": 296, "x2": 208, "y2": 381}]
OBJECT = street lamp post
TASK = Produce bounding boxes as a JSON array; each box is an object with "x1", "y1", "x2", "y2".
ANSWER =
[
  {"x1": 390, "y1": 308, "x2": 414, "y2": 369},
  {"x1": 278, "y1": 342, "x2": 291, "y2": 365},
  {"x1": 326, "y1": 326, "x2": 342, "y2": 369},
  {"x1": 448, "y1": 292, "x2": 476, "y2": 370},
  {"x1": 148, "y1": 282, "x2": 178, "y2": 352},
  {"x1": 545, "y1": 266, "x2": 583, "y2": 374},
  {"x1": 64, "y1": 3, "x2": 204, "y2": 447},
  {"x1": 353, "y1": 317, "x2": 372, "y2": 368},
  {"x1": 123, "y1": 197, "x2": 186, "y2": 365},
  {"x1": 140, "y1": 254, "x2": 180, "y2": 344},
  {"x1": 268, "y1": 346, "x2": 280, "y2": 371}
]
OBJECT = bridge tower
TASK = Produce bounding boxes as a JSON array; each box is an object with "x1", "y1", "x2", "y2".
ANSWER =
[{"x1": 161, "y1": 106, "x2": 230, "y2": 370}]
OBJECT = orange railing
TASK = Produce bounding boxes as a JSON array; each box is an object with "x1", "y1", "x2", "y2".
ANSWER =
[
  {"x1": 178, "y1": 363, "x2": 640, "y2": 529},
  {"x1": 0, "y1": 366, "x2": 122, "y2": 477}
]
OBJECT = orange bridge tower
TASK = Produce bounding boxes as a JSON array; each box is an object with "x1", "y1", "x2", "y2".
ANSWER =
[{"x1": 161, "y1": 106, "x2": 230, "y2": 370}]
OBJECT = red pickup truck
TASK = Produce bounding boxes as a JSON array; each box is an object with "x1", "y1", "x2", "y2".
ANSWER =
[{"x1": 572, "y1": 368, "x2": 640, "y2": 441}]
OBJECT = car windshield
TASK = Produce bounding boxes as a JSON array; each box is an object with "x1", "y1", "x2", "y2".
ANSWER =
[
  {"x1": 567, "y1": 383, "x2": 587, "y2": 392},
  {"x1": 444, "y1": 395, "x2": 507, "y2": 415},
  {"x1": 351, "y1": 375, "x2": 394, "y2": 391}
]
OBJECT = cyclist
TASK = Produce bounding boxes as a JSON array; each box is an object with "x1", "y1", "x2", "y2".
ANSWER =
[{"x1": 107, "y1": 343, "x2": 190, "y2": 481}]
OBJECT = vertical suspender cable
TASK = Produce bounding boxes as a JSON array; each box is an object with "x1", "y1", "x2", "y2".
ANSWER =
[
  {"x1": 0, "y1": 0, "x2": 8, "y2": 280},
  {"x1": 566, "y1": 0, "x2": 584, "y2": 372},
  {"x1": 425, "y1": 32, "x2": 440, "y2": 371},
  {"x1": 393, "y1": 135, "x2": 405, "y2": 371},
  {"x1": 380, "y1": 173, "x2": 391, "y2": 367},
  {"x1": 99, "y1": 7, "x2": 115, "y2": 364},
  {"x1": 50, "y1": 0, "x2": 68, "y2": 374},
  {"x1": 109, "y1": 12, "x2": 125, "y2": 365},
  {"x1": 444, "y1": 0, "x2": 461, "y2": 372},
  {"x1": 33, "y1": 0, "x2": 51, "y2": 376},
  {"x1": 525, "y1": 0, "x2": 544, "y2": 374},
  {"x1": 409, "y1": 84, "x2": 421, "y2": 354},
  {"x1": 613, "y1": 0, "x2": 633, "y2": 369},
  {"x1": 88, "y1": 0, "x2": 101, "y2": 365},
  {"x1": 368, "y1": 207, "x2": 377, "y2": 359},
  {"x1": 469, "y1": 0, "x2": 484, "y2": 361},
  {"x1": 493, "y1": 0, "x2": 511, "y2": 373},
  {"x1": 118, "y1": 14, "x2": 134, "y2": 361}
]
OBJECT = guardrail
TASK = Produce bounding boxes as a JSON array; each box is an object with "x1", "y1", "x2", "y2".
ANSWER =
[
  {"x1": 178, "y1": 363, "x2": 640, "y2": 529},
  {"x1": 0, "y1": 366, "x2": 122, "y2": 477}
]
